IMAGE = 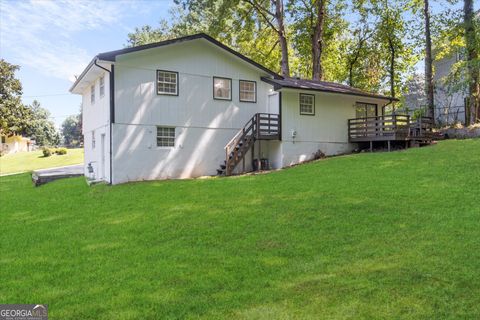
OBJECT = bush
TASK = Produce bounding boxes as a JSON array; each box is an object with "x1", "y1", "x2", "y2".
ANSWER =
[
  {"x1": 42, "y1": 147, "x2": 52, "y2": 157},
  {"x1": 55, "y1": 147, "x2": 67, "y2": 155}
]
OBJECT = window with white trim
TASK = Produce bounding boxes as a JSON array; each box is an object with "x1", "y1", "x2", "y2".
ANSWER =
[
  {"x1": 299, "y1": 93, "x2": 315, "y2": 115},
  {"x1": 156, "y1": 127, "x2": 175, "y2": 147},
  {"x1": 213, "y1": 77, "x2": 231, "y2": 100},
  {"x1": 157, "y1": 70, "x2": 178, "y2": 95},
  {"x1": 90, "y1": 84, "x2": 95, "y2": 104},
  {"x1": 99, "y1": 76, "x2": 105, "y2": 98},
  {"x1": 239, "y1": 80, "x2": 256, "y2": 102},
  {"x1": 92, "y1": 131, "x2": 96, "y2": 149}
]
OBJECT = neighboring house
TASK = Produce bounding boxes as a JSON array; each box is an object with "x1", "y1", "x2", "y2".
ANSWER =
[
  {"x1": 0, "y1": 135, "x2": 33, "y2": 155},
  {"x1": 433, "y1": 49, "x2": 468, "y2": 125},
  {"x1": 70, "y1": 33, "x2": 397, "y2": 184},
  {"x1": 402, "y1": 73, "x2": 427, "y2": 116}
]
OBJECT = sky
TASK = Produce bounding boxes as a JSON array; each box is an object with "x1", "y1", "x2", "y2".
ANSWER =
[
  {"x1": 0, "y1": 0, "x2": 476, "y2": 129},
  {"x1": 0, "y1": 0, "x2": 173, "y2": 127}
]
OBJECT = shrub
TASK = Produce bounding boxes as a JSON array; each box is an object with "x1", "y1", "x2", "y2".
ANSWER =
[
  {"x1": 55, "y1": 147, "x2": 67, "y2": 155},
  {"x1": 42, "y1": 147, "x2": 52, "y2": 157}
]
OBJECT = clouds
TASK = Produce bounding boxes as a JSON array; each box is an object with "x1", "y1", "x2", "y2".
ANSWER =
[{"x1": 0, "y1": 0, "x2": 139, "y2": 81}]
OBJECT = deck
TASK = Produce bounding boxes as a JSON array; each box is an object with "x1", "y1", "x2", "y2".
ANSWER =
[{"x1": 348, "y1": 115, "x2": 433, "y2": 146}]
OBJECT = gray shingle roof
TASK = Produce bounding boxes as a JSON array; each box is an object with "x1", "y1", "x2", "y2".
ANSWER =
[{"x1": 261, "y1": 77, "x2": 397, "y2": 101}]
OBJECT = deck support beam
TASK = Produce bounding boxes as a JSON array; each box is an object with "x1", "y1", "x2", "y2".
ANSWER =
[
  {"x1": 387, "y1": 140, "x2": 391, "y2": 152},
  {"x1": 370, "y1": 141, "x2": 373, "y2": 152}
]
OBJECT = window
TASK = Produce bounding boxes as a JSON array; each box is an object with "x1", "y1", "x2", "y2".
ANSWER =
[
  {"x1": 299, "y1": 93, "x2": 315, "y2": 115},
  {"x1": 157, "y1": 70, "x2": 178, "y2": 95},
  {"x1": 92, "y1": 131, "x2": 96, "y2": 149},
  {"x1": 213, "y1": 77, "x2": 232, "y2": 100},
  {"x1": 239, "y1": 80, "x2": 256, "y2": 102},
  {"x1": 99, "y1": 76, "x2": 105, "y2": 98},
  {"x1": 355, "y1": 102, "x2": 377, "y2": 118},
  {"x1": 1, "y1": 136, "x2": 5, "y2": 144},
  {"x1": 156, "y1": 127, "x2": 175, "y2": 147},
  {"x1": 90, "y1": 84, "x2": 95, "y2": 104}
]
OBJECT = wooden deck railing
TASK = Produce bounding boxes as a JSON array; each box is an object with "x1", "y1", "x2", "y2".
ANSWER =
[{"x1": 348, "y1": 114, "x2": 433, "y2": 142}]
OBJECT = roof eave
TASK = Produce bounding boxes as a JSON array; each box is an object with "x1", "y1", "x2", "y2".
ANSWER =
[
  {"x1": 260, "y1": 77, "x2": 398, "y2": 101},
  {"x1": 69, "y1": 57, "x2": 97, "y2": 94}
]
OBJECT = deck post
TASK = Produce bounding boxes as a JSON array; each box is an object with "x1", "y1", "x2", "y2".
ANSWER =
[
  {"x1": 370, "y1": 140, "x2": 373, "y2": 152},
  {"x1": 242, "y1": 128, "x2": 245, "y2": 173},
  {"x1": 388, "y1": 140, "x2": 391, "y2": 152},
  {"x1": 258, "y1": 140, "x2": 262, "y2": 170},
  {"x1": 252, "y1": 141, "x2": 255, "y2": 171}
]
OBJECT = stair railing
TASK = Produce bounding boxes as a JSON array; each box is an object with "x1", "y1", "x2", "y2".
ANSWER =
[{"x1": 224, "y1": 113, "x2": 280, "y2": 176}]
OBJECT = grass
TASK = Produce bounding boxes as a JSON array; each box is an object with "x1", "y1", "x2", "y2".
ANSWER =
[
  {"x1": 1, "y1": 139, "x2": 479, "y2": 319},
  {"x1": 0, "y1": 148, "x2": 83, "y2": 174}
]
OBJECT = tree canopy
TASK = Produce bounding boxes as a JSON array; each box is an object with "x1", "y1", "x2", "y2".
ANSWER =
[
  {"x1": 0, "y1": 59, "x2": 61, "y2": 145},
  {"x1": 0, "y1": 59, "x2": 32, "y2": 136}
]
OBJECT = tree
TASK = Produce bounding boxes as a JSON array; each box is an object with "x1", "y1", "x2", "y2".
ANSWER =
[
  {"x1": 343, "y1": 7, "x2": 376, "y2": 89},
  {"x1": 0, "y1": 59, "x2": 32, "y2": 136},
  {"x1": 368, "y1": 0, "x2": 417, "y2": 104},
  {"x1": 288, "y1": 0, "x2": 327, "y2": 80},
  {"x1": 288, "y1": 0, "x2": 348, "y2": 80},
  {"x1": 61, "y1": 109, "x2": 83, "y2": 147},
  {"x1": 243, "y1": 0, "x2": 291, "y2": 77},
  {"x1": 311, "y1": 0, "x2": 326, "y2": 80},
  {"x1": 463, "y1": 0, "x2": 479, "y2": 124},
  {"x1": 423, "y1": 0, "x2": 435, "y2": 122},
  {"x1": 25, "y1": 100, "x2": 60, "y2": 147}
]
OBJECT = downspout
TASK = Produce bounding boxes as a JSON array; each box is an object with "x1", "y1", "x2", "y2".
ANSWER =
[
  {"x1": 382, "y1": 99, "x2": 394, "y2": 116},
  {"x1": 94, "y1": 59, "x2": 114, "y2": 185}
]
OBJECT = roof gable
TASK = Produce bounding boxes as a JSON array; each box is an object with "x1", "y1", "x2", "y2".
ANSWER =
[{"x1": 71, "y1": 33, "x2": 280, "y2": 93}]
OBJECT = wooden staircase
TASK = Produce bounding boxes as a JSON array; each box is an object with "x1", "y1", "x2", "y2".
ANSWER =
[{"x1": 217, "y1": 113, "x2": 280, "y2": 176}]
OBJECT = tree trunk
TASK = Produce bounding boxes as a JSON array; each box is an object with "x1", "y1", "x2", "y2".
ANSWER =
[
  {"x1": 388, "y1": 38, "x2": 396, "y2": 99},
  {"x1": 464, "y1": 0, "x2": 479, "y2": 124},
  {"x1": 424, "y1": 0, "x2": 435, "y2": 123},
  {"x1": 348, "y1": 64, "x2": 354, "y2": 87},
  {"x1": 312, "y1": 0, "x2": 325, "y2": 80},
  {"x1": 275, "y1": 0, "x2": 290, "y2": 78}
]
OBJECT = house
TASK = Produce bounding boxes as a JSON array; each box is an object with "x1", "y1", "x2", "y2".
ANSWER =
[
  {"x1": 71, "y1": 33, "x2": 425, "y2": 185},
  {"x1": 0, "y1": 134, "x2": 33, "y2": 155},
  {"x1": 432, "y1": 10, "x2": 480, "y2": 126},
  {"x1": 433, "y1": 49, "x2": 468, "y2": 125}
]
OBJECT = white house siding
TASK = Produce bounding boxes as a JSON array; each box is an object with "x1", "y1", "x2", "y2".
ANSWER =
[
  {"x1": 111, "y1": 39, "x2": 273, "y2": 183},
  {"x1": 274, "y1": 90, "x2": 388, "y2": 167},
  {"x1": 82, "y1": 70, "x2": 111, "y2": 182}
]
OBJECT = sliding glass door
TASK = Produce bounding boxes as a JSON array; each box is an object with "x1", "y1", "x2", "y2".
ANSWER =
[{"x1": 356, "y1": 102, "x2": 378, "y2": 118}]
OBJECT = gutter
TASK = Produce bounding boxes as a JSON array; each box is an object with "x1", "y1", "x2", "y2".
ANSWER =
[{"x1": 381, "y1": 99, "x2": 396, "y2": 116}]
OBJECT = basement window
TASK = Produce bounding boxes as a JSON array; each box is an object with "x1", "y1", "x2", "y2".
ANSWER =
[
  {"x1": 99, "y1": 76, "x2": 105, "y2": 98},
  {"x1": 90, "y1": 84, "x2": 95, "y2": 104},
  {"x1": 156, "y1": 127, "x2": 175, "y2": 147},
  {"x1": 239, "y1": 80, "x2": 256, "y2": 102},
  {"x1": 157, "y1": 70, "x2": 178, "y2": 95},
  {"x1": 299, "y1": 93, "x2": 315, "y2": 115},
  {"x1": 213, "y1": 77, "x2": 232, "y2": 100}
]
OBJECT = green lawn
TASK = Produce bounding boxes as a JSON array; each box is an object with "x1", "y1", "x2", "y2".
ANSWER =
[
  {"x1": 1, "y1": 139, "x2": 479, "y2": 319},
  {"x1": 0, "y1": 148, "x2": 83, "y2": 175}
]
